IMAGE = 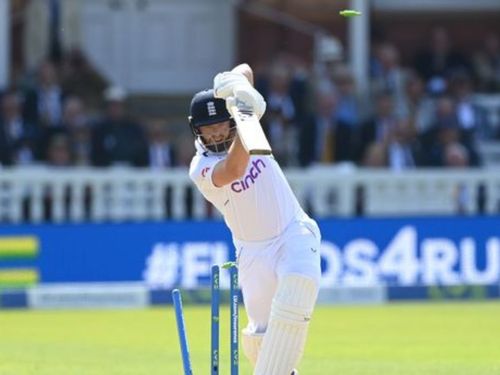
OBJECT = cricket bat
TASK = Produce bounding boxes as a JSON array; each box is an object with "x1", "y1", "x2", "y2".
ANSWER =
[{"x1": 228, "y1": 101, "x2": 272, "y2": 155}]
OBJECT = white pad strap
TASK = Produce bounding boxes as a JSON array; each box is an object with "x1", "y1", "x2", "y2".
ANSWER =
[
  {"x1": 254, "y1": 274, "x2": 318, "y2": 375},
  {"x1": 242, "y1": 329, "x2": 264, "y2": 367}
]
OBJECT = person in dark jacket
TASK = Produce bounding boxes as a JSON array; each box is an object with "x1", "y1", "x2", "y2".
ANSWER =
[
  {"x1": 298, "y1": 85, "x2": 356, "y2": 166},
  {"x1": 91, "y1": 86, "x2": 148, "y2": 167}
]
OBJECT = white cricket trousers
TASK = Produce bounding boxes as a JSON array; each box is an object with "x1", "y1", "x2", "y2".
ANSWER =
[{"x1": 233, "y1": 217, "x2": 322, "y2": 334}]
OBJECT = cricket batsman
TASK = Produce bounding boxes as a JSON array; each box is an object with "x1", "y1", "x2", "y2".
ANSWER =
[{"x1": 189, "y1": 63, "x2": 321, "y2": 375}]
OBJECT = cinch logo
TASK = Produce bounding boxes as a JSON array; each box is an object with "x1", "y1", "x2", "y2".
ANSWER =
[
  {"x1": 207, "y1": 101, "x2": 217, "y2": 116},
  {"x1": 231, "y1": 159, "x2": 266, "y2": 193}
]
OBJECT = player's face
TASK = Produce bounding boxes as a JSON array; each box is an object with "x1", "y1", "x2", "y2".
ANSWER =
[{"x1": 199, "y1": 121, "x2": 231, "y2": 144}]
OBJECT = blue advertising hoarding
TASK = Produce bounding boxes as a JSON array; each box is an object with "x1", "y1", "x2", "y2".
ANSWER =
[{"x1": 0, "y1": 217, "x2": 499, "y2": 290}]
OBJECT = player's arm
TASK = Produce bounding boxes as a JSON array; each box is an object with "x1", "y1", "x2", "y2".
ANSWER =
[
  {"x1": 211, "y1": 64, "x2": 255, "y2": 187},
  {"x1": 212, "y1": 133, "x2": 249, "y2": 187}
]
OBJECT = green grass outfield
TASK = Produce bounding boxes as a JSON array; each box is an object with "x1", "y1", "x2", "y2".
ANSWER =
[{"x1": 1, "y1": 302, "x2": 500, "y2": 374}]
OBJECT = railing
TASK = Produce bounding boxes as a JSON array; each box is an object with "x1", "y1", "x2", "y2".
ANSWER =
[{"x1": 1, "y1": 166, "x2": 500, "y2": 223}]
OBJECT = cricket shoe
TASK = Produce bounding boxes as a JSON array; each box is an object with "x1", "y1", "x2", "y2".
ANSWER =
[{"x1": 291, "y1": 370, "x2": 299, "y2": 375}]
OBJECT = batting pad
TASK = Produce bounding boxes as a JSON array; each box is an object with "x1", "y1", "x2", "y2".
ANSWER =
[
  {"x1": 242, "y1": 329, "x2": 264, "y2": 367},
  {"x1": 254, "y1": 274, "x2": 318, "y2": 375}
]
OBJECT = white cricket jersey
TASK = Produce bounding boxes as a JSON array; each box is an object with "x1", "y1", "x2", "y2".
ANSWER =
[{"x1": 189, "y1": 143, "x2": 306, "y2": 241}]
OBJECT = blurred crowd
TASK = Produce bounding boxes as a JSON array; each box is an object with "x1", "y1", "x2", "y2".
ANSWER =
[
  {"x1": 0, "y1": 50, "x2": 177, "y2": 169},
  {"x1": 1, "y1": 27, "x2": 500, "y2": 170},
  {"x1": 257, "y1": 28, "x2": 500, "y2": 169}
]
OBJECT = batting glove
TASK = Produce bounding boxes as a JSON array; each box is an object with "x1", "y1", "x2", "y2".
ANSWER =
[
  {"x1": 213, "y1": 71, "x2": 249, "y2": 99},
  {"x1": 232, "y1": 84, "x2": 266, "y2": 120}
]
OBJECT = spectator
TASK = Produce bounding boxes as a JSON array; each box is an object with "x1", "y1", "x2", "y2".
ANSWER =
[
  {"x1": 146, "y1": 119, "x2": 177, "y2": 169},
  {"x1": 314, "y1": 35, "x2": 344, "y2": 84},
  {"x1": 61, "y1": 49, "x2": 109, "y2": 113},
  {"x1": 357, "y1": 91, "x2": 399, "y2": 163},
  {"x1": 298, "y1": 84, "x2": 356, "y2": 166},
  {"x1": 419, "y1": 96, "x2": 454, "y2": 165},
  {"x1": 0, "y1": 91, "x2": 38, "y2": 166},
  {"x1": 386, "y1": 119, "x2": 420, "y2": 170},
  {"x1": 449, "y1": 71, "x2": 478, "y2": 131},
  {"x1": 91, "y1": 86, "x2": 148, "y2": 167},
  {"x1": 419, "y1": 96, "x2": 477, "y2": 167},
  {"x1": 448, "y1": 71, "x2": 482, "y2": 164},
  {"x1": 414, "y1": 27, "x2": 471, "y2": 94},
  {"x1": 361, "y1": 119, "x2": 420, "y2": 170},
  {"x1": 450, "y1": 69, "x2": 490, "y2": 144},
  {"x1": 332, "y1": 64, "x2": 364, "y2": 127},
  {"x1": 37, "y1": 95, "x2": 90, "y2": 164},
  {"x1": 425, "y1": 120, "x2": 461, "y2": 167},
  {"x1": 398, "y1": 71, "x2": 436, "y2": 134},
  {"x1": 63, "y1": 96, "x2": 92, "y2": 166},
  {"x1": 279, "y1": 53, "x2": 312, "y2": 122},
  {"x1": 473, "y1": 33, "x2": 500, "y2": 93},
  {"x1": 46, "y1": 133, "x2": 72, "y2": 167},
  {"x1": 257, "y1": 53, "x2": 312, "y2": 122},
  {"x1": 259, "y1": 63, "x2": 299, "y2": 166},
  {"x1": 23, "y1": 60, "x2": 65, "y2": 128},
  {"x1": 371, "y1": 43, "x2": 407, "y2": 101}
]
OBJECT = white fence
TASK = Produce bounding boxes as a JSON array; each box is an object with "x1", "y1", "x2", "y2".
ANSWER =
[{"x1": 1, "y1": 166, "x2": 500, "y2": 223}]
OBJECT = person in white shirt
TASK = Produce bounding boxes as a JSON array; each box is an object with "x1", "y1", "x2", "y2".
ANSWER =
[{"x1": 188, "y1": 64, "x2": 321, "y2": 375}]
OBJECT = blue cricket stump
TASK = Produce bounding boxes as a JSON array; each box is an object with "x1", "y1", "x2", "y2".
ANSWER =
[
  {"x1": 211, "y1": 265, "x2": 220, "y2": 375},
  {"x1": 172, "y1": 289, "x2": 193, "y2": 375},
  {"x1": 229, "y1": 266, "x2": 239, "y2": 375}
]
